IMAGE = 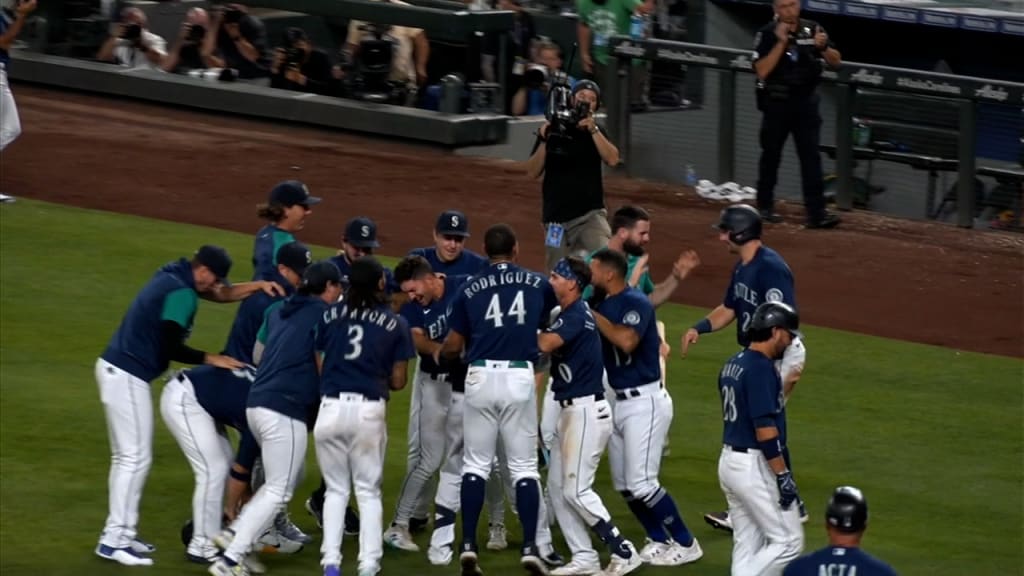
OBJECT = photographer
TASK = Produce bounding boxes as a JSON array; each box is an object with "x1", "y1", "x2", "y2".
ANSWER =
[
  {"x1": 344, "y1": 0, "x2": 430, "y2": 104},
  {"x1": 96, "y1": 8, "x2": 166, "y2": 71},
  {"x1": 511, "y1": 40, "x2": 576, "y2": 117},
  {"x1": 524, "y1": 80, "x2": 619, "y2": 271},
  {"x1": 753, "y1": 0, "x2": 841, "y2": 229},
  {"x1": 270, "y1": 28, "x2": 332, "y2": 95},
  {"x1": 202, "y1": 3, "x2": 270, "y2": 79},
  {"x1": 161, "y1": 8, "x2": 211, "y2": 74}
]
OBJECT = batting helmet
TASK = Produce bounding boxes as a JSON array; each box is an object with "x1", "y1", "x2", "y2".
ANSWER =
[
  {"x1": 748, "y1": 301, "x2": 801, "y2": 338},
  {"x1": 826, "y1": 486, "x2": 869, "y2": 533},
  {"x1": 714, "y1": 204, "x2": 762, "y2": 245}
]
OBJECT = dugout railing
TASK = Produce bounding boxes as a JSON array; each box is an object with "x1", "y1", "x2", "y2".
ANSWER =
[{"x1": 604, "y1": 36, "x2": 1024, "y2": 229}]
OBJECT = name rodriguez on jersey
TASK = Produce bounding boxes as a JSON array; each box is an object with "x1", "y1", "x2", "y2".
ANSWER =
[{"x1": 461, "y1": 271, "x2": 544, "y2": 298}]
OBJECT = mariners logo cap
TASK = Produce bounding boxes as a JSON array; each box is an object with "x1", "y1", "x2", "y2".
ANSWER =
[
  {"x1": 269, "y1": 180, "x2": 321, "y2": 207},
  {"x1": 194, "y1": 245, "x2": 233, "y2": 286},
  {"x1": 276, "y1": 241, "x2": 313, "y2": 276},
  {"x1": 436, "y1": 209, "x2": 470, "y2": 237},
  {"x1": 345, "y1": 216, "x2": 381, "y2": 249}
]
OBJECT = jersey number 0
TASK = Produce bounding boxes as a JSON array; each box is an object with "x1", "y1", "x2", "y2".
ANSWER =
[{"x1": 484, "y1": 291, "x2": 527, "y2": 328}]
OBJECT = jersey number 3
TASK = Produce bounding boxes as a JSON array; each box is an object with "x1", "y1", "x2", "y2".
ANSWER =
[
  {"x1": 484, "y1": 291, "x2": 527, "y2": 328},
  {"x1": 344, "y1": 325, "x2": 364, "y2": 360}
]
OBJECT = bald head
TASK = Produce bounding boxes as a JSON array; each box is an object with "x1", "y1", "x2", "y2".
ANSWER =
[
  {"x1": 186, "y1": 7, "x2": 209, "y2": 26},
  {"x1": 121, "y1": 7, "x2": 147, "y2": 26}
]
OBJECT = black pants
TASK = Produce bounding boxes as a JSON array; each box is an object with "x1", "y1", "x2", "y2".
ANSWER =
[{"x1": 756, "y1": 92, "x2": 827, "y2": 221}]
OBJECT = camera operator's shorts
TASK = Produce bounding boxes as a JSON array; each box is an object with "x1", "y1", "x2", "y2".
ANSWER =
[{"x1": 543, "y1": 208, "x2": 611, "y2": 272}]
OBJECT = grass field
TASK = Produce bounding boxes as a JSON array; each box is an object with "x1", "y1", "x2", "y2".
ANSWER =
[{"x1": 1, "y1": 199, "x2": 1021, "y2": 576}]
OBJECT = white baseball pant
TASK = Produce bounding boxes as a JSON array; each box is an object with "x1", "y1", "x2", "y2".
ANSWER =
[
  {"x1": 400, "y1": 360, "x2": 448, "y2": 522},
  {"x1": 547, "y1": 395, "x2": 614, "y2": 566},
  {"x1": 159, "y1": 374, "x2": 233, "y2": 549},
  {"x1": 607, "y1": 381, "x2": 672, "y2": 499},
  {"x1": 0, "y1": 65, "x2": 22, "y2": 151},
  {"x1": 463, "y1": 362, "x2": 540, "y2": 483},
  {"x1": 315, "y1": 394, "x2": 388, "y2": 570},
  {"x1": 718, "y1": 446, "x2": 804, "y2": 575},
  {"x1": 96, "y1": 358, "x2": 153, "y2": 549},
  {"x1": 223, "y1": 407, "x2": 307, "y2": 563}
]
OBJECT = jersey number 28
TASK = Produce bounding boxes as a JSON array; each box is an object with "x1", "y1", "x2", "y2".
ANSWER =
[
  {"x1": 484, "y1": 291, "x2": 527, "y2": 328},
  {"x1": 721, "y1": 385, "x2": 738, "y2": 422}
]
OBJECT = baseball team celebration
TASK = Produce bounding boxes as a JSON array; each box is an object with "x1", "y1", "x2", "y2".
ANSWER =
[{"x1": 1, "y1": 0, "x2": 1021, "y2": 576}]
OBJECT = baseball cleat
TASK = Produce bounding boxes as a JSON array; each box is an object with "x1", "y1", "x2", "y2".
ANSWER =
[
  {"x1": 540, "y1": 549, "x2": 565, "y2": 567},
  {"x1": 345, "y1": 506, "x2": 361, "y2": 536},
  {"x1": 186, "y1": 539, "x2": 220, "y2": 564},
  {"x1": 550, "y1": 557, "x2": 601, "y2": 575},
  {"x1": 638, "y1": 538, "x2": 670, "y2": 563},
  {"x1": 95, "y1": 543, "x2": 155, "y2": 566},
  {"x1": 305, "y1": 496, "x2": 324, "y2": 528},
  {"x1": 357, "y1": 562, "x2": 381, "y2": 576},
  {"x1": 521, "y1": 552, "x2": 551, "y2": 576},
  {"x1": 242, "y1": 554, "x2": 267, "y2": 574},
  {"x1": 428, "y1": 543, "x2": 454, "y2": 565},
  {"x1": 602, "y1": 541, "x2": 642, "y2": 576},
  {"x1": 703, "y1": 511, "x2": 733, "y2": 532},
  {"x1": 130, "y1": 537, "x2": 156, "y2": 554},
  {"x1": 208, "y1": 557, "x2": 250, "y2": 576},
  {"x1": 274, "y1": 510, "x2": 314, "y2": 544},
  {"x1": 383, "y1": 522, "x2": 420, "y2": 551},
  {"x1": 486, "y1": 522, "x2": 508, "y2": 550},
  {"x1": 323, "y1": 564, "x2": 341, "y2": 576},
  {"x1": 648, "y1": 539, "x2": 703, "y2": 566},
  {"x1": 257, "y1": 527, "x2": 304, "y2": 554},
  {"x1": 459, "y1": 545, "x2": 483, "y2": 576},
  {"x1": 213, "y1": 528, "x2": 236, "y2": 550}
]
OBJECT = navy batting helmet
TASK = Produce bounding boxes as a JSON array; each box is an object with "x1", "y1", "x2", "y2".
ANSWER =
[
  {"x1": 714, "y1": 204, "x2": 762, "y2": 245},
  {"x1": 826, "y1": 486, "x2": 869, "y2": 533},
  {"x1": 748, "y1": 301, "x2": 801, "y2": 338}
]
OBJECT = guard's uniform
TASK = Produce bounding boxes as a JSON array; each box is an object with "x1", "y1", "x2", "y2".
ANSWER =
[
  {"x1": 314, "y1": 299, "x2": 415, "y2": 572},
  {"x1": 717, "y1": 348, "x2": 804, "y2": 575},
  {"x1": 753, "y1": 18, "x2": 834, "y2": 223},
  {"x1": 219, "y1": 293, "x2": 328, "y2": 565},
  {"x1": 784, "y1": 546, "x2": 898, "y2": 576}
]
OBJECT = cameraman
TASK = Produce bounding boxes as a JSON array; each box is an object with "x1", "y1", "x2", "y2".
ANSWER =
[
  {"x1": 202, "y1": 3, "x2": 270, "y2": 79},
  {"x1": 270, "y1": 28, "x2": 332, "y2": 95},
  {"x1": 161, "y1": 8, "x2": 211, "y2": 74},
  {"x1": 524, "y1": 80, "x2": 619, "y2": 271},
  {"x1": 96, "y1": 8, "x2": 166, "y2": 71},
  {"x1": 511, "y1": 40, "x2": 576, "y2": 117}
]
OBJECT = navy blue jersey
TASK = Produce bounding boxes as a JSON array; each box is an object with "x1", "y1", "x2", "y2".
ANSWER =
[
  {"x1": 784, "y1": 546, "x2": 898, "y2": 576},
  {"x1": 222, "y1": 290, "x2": 286, "y2": 366},
  {"x1": 718, "y1": 348, "x2": 785, "y2": 449},
  {"x1": 101, "y1": 259, "x2": 198, "y2": 382},
  {"x1": 318, "y1": 302, "x2": 415, "y2": 400},
  {"x1": 247, "y1": 294, "x2": 326, "y2": 422},
  {"x1": 328, "y1": 254, "x2": 398, "y2": 295},
  {"x1": 546, "y1": 299, "x2": 604, "y2": 401},
  {"x1": 724, "y1": 246, "x2": 796, "y2": 347},
  {"x1": 446, "y1": 262, "x2": 555, "y2": 363},
  {"x1": 251, "y1": 225, "x2": 295, "y2": 283},
  {"x1": 595, "y1": 288, "x2": 661, "y2": 389},
  {"x1": 182, "y1": 365, "x2": 259, "y2": 471},
  {"x1": 400, "y1": 274, "x2": 470, "y2": 390},
  {"x1": 408, "y1": 246, "x2": 488, "y2": 276},
  {"x1": 0, "y1": 9, "x2": 12, "y2": 68}
]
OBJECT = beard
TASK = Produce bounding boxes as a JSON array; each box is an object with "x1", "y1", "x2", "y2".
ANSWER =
[{"x1": 623, "y1": 240, "x2": 645, "y2": 257}]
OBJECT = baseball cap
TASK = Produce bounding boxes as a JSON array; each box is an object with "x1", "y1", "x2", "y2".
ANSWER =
[
  {"x1": 269, "y1": 180, "x2": 321, "y2": 207},
  {"x1": 301, "y1": 260, "x2": 343, "y2": 292},
  {"x1": 344, "y1": 217, "x2": 380, "y2": 249},
  {"x1": 349, "y1": 256, "x2": 385, "y2": 291},
  {"x1": 276, "y1": 241, "x2": 313, "y2": 276},
  {"x1": 194, "y1": 245, "x2": 233, "y2": 285},
  {"x1": 436, "y1": 210, "x2": 470, "y2": 237}
]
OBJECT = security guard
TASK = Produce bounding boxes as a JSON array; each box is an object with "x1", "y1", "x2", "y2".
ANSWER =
[
  {"x1": 783, "y1": 486, "x2": 899, "y2": 575},
  {"x1": 753, "y1": 0, "x2": 841, "y2": 229}
]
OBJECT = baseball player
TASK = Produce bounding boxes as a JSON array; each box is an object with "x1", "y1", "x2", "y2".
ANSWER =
[
  {"x1": 784, "y1": 486, "x2": 898, "y2": 575},
  {"x1": 95, "y1": 245, "x2": 281, "y2": 566},
  {"x1": 209, "y1": 261, "x2": 344, "y2": 576},
  {"x1": 0, "y1": 0, "x2": 35, "y2": 203},
  {"x1": 680, "y1": 204, "x2": 808, "y2": 531},
  {"x1": 716, "y1": 301, "x2": 805, "y2": 575},
  {"x1": 408, "y1": 209, "x2": 489, "y2": 275},
  {"x1": 166, "y1": 241, "x2": 313, "y2": 563},
  {"x1": 315, "y1": 256, "x2": 416, "y2": 576},
  {"x1": 252, "y1": 180, "x2": 320, "y2": 283},
  {"x1": 540, "y1": 257, "x2": 638, "y2": 576},
  {"x1": 588, "y1": 248, "x2": 703, "y2": 569},
  {"x1": 440, "y1": 223, "x2": 555, "y2": 576}
]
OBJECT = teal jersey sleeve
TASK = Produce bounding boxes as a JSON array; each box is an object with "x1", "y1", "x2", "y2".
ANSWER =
[
  {"x1": 639, "y1": 270, "x2": 655, "y2": 295},
  {"x1": 272, "y1": 229, "x2": 296, "y2": 266},
  {"x1": 161, "y1": 287, "x2": 198, "y2": 328},
  {"x1": 256, "y1": 300, "x2": 285, "y2": 345}
]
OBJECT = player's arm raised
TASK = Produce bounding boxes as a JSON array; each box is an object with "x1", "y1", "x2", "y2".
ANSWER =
[
  {"x1": 650, "y1": 249, "x2": 700, "y2": 307},
  {"x1": 591, "y1": 311, "x2": 640, "y2": 353},
  {"x1": 680, "y1": 305, "x2": 736, "y2": 357},
  {"x1": 201, "y1": 280, "x2": 285, "y2": 303}
]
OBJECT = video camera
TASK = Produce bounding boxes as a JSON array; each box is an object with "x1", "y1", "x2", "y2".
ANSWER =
[
  {"x1": 544, "y1": 44, "x2": 592, "y2": 156},
  {"x1": 524, "y1": 63, "x2": 549, "y2": 89},
  {"x1": 186, "y1": 24, "x2": 206, "y2": 43},
  {"x1": 340, "y1": 23, "x2": 409, "y2": 104},
  {"x1": 121, "y1": 23, "x2": 142, "y2": 41}
]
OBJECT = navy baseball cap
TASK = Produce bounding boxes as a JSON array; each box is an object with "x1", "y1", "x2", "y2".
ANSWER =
[
  {"x1": 344, "y1": 217, "x2": 380, "y2": 249},
  {"x1": 436, "y1": 210, "x2": 470, "y2": 237},
  {"x1": 194, "y1": 245, "x2": 233, "y2": 285},
  {"x1": 301, "y1": 260, "x2": 343, "y2": 292},
  {"x1": 276, "y1": 241, "x2": 313, "y2": 276},
  {"x1": 349, "y1": 256, "x2": 385, "y2": 291},
  {"x1": 269, "y1": 180, "x2": 321, "y2": 207}
]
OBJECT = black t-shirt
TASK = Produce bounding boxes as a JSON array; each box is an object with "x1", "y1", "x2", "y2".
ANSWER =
[
  {"x1": 217, "y1": 15, "x2": 270, "y2": 78},
  {"x1": 534, "y1": 127, "x2": 606, "y2": 224},
  {"x1": 271, "y1": 49, "x2": 333, "y2": 95},
  {"x1": 753, "y1": 18, "x2": 832, "y2": 94}
]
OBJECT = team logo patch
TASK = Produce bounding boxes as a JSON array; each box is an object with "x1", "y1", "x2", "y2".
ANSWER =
[
  {"x1": 550, "y1": 318, "x2": 564, "y2": 331},
  {"x1": 766, "y1": 288, "x2": 783, "y2": 303},
  {"x1": 623, "y1": 311, "x2": 641, "y2": 326}
]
